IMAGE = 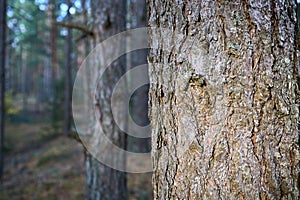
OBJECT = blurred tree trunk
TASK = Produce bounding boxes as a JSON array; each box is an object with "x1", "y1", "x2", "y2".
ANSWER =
[
  {"x1": 49, "y1": 0, "x2": 58, "y2": 80},
  {"x1": 85, "y1": 0, "x2": 128, "y2": 199},
  {"x1": 63, "y1": 0, "x2": 72, "y2": 136},
  {"x1": 5, "y1": 27, "x2": 9, "y2": 91},
  {"x1": 78, "y1": 0, "x2": 94, "y2": 197},
  {"x1": 20, "y1": 44, "x2": 27, "y2": 112},
  {"x1": 80, "y1": 0, "x2": 89, "y2": 57},
  {"x1": 9, "y1": 48, "x2": 16, "y2": 95},
  {"x1": 0, "y1": 0, "x2": 6, "y2": 179},
  {"x1": 127, "y1": 0, "x2": 150, "y2": 153},
  {"x1": 80, "y1": 0, "x2": 90, "y2": 122},
  {"x1": 148, "y1": 0, "x2": 299, "y2": 199}
]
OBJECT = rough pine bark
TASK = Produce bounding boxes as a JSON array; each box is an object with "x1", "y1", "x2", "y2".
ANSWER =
[
  {"x1": 148, "y1": 0, "x2": 299, "y2": 199},
  {"x1": 85, "y1": 0, "x2": 128, "y2": 199}
]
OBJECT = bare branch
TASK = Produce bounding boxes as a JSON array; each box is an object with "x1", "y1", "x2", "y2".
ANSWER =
[{"x1": 54, "y1": 21, "x2": 94, "y2": 36}]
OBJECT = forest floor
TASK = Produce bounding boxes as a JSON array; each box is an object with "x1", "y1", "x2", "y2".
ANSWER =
[{"x1": 0, "y1": 116, "x2": 152, "y2": 200}]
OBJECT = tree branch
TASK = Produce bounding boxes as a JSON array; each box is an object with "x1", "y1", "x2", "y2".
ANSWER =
[{"x1": 54, "y1": 21, "x2": 94, "y2": 36}]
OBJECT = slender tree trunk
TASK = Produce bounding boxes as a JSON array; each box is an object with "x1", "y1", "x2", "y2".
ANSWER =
[
  {"x1": 9, "y1": 48, "x2": 15, "y2": 95},
  {"x1": 81, "y1": 0, "x2": 89, "y2": 53},
  {"x1": 49, "y1": 0, "x2": 58, "y2": 81},
  {"x1": 63, "y1": 0, "x2": 72, "y2": 136},
  {"x1": 80, "y1": 0, "x2": 90, "y2": 124},
  {"x1": 85, "y1": 0, "x2": 128, "y2": 199},
  {"x1": 5, "y1": 27, "x2": 9, "y2": 91},
  {"x1": 0, "y1": 0, "x2": 6, "y2": 179},
  {"x1": 78, "y1": 1, "x2": 95, "y2": 198},
  {"x1": 127, "y1": 0, "x2": 150, "y2": 153},
  {"x1": 148, "y1": 0, "x2": 299, "y2": 199},
  {"x1": 21, "y1": 44, "x2": 27, "y2": 112}
]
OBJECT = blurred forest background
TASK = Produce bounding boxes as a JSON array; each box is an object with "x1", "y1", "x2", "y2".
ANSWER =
[{"x1": 0, "y1": 0, "x2": 152, "y2": 199}]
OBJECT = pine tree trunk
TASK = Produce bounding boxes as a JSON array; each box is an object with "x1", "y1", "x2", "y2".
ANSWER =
[
  {"x1": 80, "y1": 0, "x2": 89, "y2": 58},
  {"x1": 49, "y1": 0, "x2": 58, "y2": 80},
  {"x1": 148, "y1": 0, "x2": 299, "y2": 199},
  {"x1": 63, "y1": 0, "x2": 72, "y2": 136},
  {"x1": 0, "y1": 0, "x2": 6, "y2": 179},
  {"x1": 85, "y1": 0, "x2": 128, "y2": 199},
  {"x1": 127, "y1": 0, "x2": 151, "y2": 153}
]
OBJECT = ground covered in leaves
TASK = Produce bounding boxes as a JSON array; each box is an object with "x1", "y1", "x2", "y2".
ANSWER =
[{"x1": 0, "y1": 120, "x2": 152, "y2": 200}]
